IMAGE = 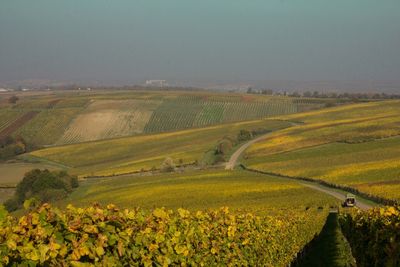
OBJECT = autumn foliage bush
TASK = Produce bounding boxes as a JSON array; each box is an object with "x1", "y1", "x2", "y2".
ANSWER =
[{"x1": 0, "y1": 204, "x2": 328, "y2": 266}]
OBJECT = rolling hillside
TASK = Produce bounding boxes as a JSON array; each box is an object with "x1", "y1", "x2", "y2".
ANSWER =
[
  {"x1": 0, "y1": 90, "x2": 332, "y2": 146},
  {"x1": 61, "y1": 169, "x2": 338, "y2": 212},
  {"x1": 243, "y1": 100, "x2": 400, "y2": 200},
  {"x1": 29, "y1": 119, "x2": 291, "y2": 177}
]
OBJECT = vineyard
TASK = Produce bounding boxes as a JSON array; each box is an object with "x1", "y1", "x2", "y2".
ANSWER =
[
  {"x1": 0, "y1": 203, "x2": 329, "y2": 266},
  {"x1": 58, "y1": 99, "x2": 161, "y2": 144},
  {"x1": 0, "y1": 110, "x2": 24, "y2": 133},
  {"x1": 0, "y1": 91, "x2": 331, "y2": 146},
  {"x1": 244, "y1": 100, "x2": 400, "y2": 201},
  {"x1": 143, "y1": 95, "x2": 317, "y2": 133},
  {"x1": 15, "y1": 108, "x2": 82, "y2": 147},
  {"x1": 339, "y1": 206, "x2": 400, "y2": 267},
  {"x1": 0, "y1": 111, "x2": 39, "y2": 139},
  {"x1": 0, "y1": 94, "x2": 88, "y2": 146},
  {"x1": 30, "y1": 119, "x2": 291, "y2": 177},
  {"x1": 1, "y1": 91, "x2": 399, "y2": 266},
  {"x1": 63, "y1": 170, "x2": 338, "y2": 211}
]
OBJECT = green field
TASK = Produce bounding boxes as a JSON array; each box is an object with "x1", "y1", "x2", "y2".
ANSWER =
[
  {"x1": 244, "y1": 100, "x2": 400, "y2": 200},
  {"x1": 143, "y1": 94, "x2": 311, "y2": 133}
]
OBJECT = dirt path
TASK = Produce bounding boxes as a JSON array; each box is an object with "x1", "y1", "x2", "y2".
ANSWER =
[
  {"x1": 225, "y1": 121, "x2": 300, "y2": 170},
  {"x1": 225, "y1": 132, "x2": 274, "y2": 170}
]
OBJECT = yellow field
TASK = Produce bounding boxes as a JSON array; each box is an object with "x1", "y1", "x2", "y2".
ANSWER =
[
  {"x1": 30, "y1": 119, "x2": 291, "y2": 177},
  {"x1": 244, "y1": 100, "x2": 400, "y2": 200},
  {"x1": 62, "y1": 170, "x2": 338, "y2": 213}
]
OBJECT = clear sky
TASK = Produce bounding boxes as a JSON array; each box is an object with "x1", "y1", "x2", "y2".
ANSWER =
[{"x1": 1, "y1": 0, "x2": 399, "y2": 86}]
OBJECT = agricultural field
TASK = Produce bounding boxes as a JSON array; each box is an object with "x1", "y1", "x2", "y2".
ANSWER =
[
  {"x1": 0, "y1": 90, "x2": 332, "y2": 147},
  {"x1": 0, "y1": 109, "x2": 24, "y2": 133},
  {"x1": 15, "y1": 169, "x2": 336, "y2": 265},
  {"x1": 0, "y1": 162, "x2": 62, "y2": 187},
  {"x1": 339, "y1": 206, "x2": 400, "y2": 266},
  {"x1": 0, "y1": 93, "x2": 88, "y2": 147},
  {"x1": 243, "y1": 100, "x2": 400, "y2": 200},
  {"x1": 0, "y1": 200, "x2": 332, "y2": 266},
  {"x1": 29, "y1": 119, "x2": 291, "y2": 177},
  {"x1": 14, "y1": 108, "x2": 82, "y2": 146},
  {"x1": 58, "y1": 99, "x2": 161, "y2": 144},
  {"x1": 62, "y1": 170, "x2": 339, "y2": 212},
  {"x1": 1, "y1": 92, "x2": 397, "y2": 266},
  {"x1": 0, "y1": 111, "x2": 39, "y2": 140},
  {"x1": 143, "y1": 94, "x2": 325, "y2": 133}
]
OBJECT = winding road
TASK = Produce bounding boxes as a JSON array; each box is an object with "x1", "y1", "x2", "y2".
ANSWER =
[
  {"x1": 225, "y1": 131, "x2": 374, "y2": 211},
  {"x1": 225, "y1": 133, "x2": 273, "y2": 170},
  {"x1": 300, "y1": 183, "x2": 372, "y2": 210}
]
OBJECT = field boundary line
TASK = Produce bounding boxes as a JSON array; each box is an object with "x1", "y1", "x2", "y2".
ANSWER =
[{"x1": 0, "y1": 185, "x2": 16, "y2": 189}]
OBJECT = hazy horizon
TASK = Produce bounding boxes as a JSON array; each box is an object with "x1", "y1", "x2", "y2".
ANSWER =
[{"x1": 1, "y1": 0, "x2": 400, "y2": 91}]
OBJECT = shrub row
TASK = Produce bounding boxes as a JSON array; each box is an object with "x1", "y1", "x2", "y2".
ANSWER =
[
  {"x1": 0, "y1": 204, "x2": 328, "y2": 266},
  {"x1": 339, "y1": 206, "x2": 400, "y2": 267}
]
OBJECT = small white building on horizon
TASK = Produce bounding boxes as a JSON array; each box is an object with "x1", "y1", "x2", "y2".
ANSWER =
[{"x1": 145, "y1": 80, "x2": 168, "y2": 87}]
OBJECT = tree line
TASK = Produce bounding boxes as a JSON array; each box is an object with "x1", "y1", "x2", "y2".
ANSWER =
[
  {"x1": 4, "y1": 169, "x2": 79, "y2": 212},
  {"x1": 247, "y1": 88, "x2": 400, "y2": 100}
]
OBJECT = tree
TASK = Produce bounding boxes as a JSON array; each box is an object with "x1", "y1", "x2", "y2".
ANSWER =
[
  {"x1": 4, "y1": 169, "x2": 79, "y2": 211},
  {"x1": 303, "y1": 91, "x2": 312, "y2": 97},
  {"x1": 215, "y1": 138, "x2": 234, "y2": 155},
  {"x1": 261, "y1": 89, "x2": 273, "y2": 95},
  {"x1": 8, "y1": 95, "x2": 19, "y2": 104},
  {"x1": 237, "y1": 130, "x2": 253, "y2": 142},
  {"x1": 160, "y1": 157, "x2": 175, "y2": 172},
  {"x1": 290, "y1": 91, "x2": 301, "y2": 97}
]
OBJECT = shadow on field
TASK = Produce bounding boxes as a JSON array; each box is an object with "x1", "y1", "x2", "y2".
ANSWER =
[{"x1": 295, "y1": 212, "x2": 356, "y2": 267}]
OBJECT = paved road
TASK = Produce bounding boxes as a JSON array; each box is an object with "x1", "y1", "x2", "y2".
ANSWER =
[
  {"x1": 225, "y1": 130, "x2": 374, "y2": 211},
  {"x1": 301, "y1": 183, "x2": 373, "y2": 211}
]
